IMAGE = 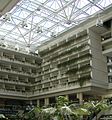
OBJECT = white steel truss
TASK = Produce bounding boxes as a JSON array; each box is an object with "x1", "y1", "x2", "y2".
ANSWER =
[{"x1": 0, "y1": 0, "x2": 112, "y2": 50}]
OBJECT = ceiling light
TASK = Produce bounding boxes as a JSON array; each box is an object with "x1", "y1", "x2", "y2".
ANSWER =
[
  {"x1": 3, "y1": 41, "x2": 8, "y2": 47},
  {"x1": 36, "y1": 26, "x2": 43, "y2": 33},
  {"x1": 51, "y1": 32, "x2": 57, "y2": 38},
  {"x1": 1, "y1": 38, "x2": 4, "y2": 40},
  {"x1": 96, "y1": 19, "x2": 103, "y2": 27},
  {"x1": 35, "y1": 50, "x2": 38, "y2": 54},
  {"x1": 25, "y1": 44, "x2": 30, "y2": 53},
  {"x1": 66, "y1": 20, "x2": 72, "y2": 25},
  {"x1": 96, "y1": 14, "x2": 103, "y2": 27},
  {"x1": 3, "y1": 13, "x2": 11, "y2": 21},
  {"x1": 15, "y1": 44, "x2": 19, "y2": 51},
  {"x1": 21, "y1": 20, "x2": 28, "y2": 28},
  {"x1": 37, "y1": 7, "x2": 41, "y2": 11}
]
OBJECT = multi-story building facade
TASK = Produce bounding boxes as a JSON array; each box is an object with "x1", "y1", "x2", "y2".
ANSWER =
[
  {"x1": 37, "y1": 7, "x2": 112, "y2": 105},
  {"x1": 0, "y1": 44, "x2": 41, "y2": 107},
  {"x1": 0, "y1": 7, "x2": 112, "y2": 107}
]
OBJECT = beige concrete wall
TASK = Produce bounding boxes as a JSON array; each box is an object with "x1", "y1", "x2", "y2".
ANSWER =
[{"x1": 89, "y1": 30, "x2": 108, "y2": 87}]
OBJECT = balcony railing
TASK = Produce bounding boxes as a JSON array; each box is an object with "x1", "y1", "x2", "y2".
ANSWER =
[
  {"x1": 0, "y1": 56, "x2": 37, "y2": 68},
  {"x1": 0, "y1": 68, "x2": 35, "y2": 77}
]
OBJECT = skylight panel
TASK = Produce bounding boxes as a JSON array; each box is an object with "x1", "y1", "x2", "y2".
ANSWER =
[
  {"x1": 16, "y1": 37, "x2": 27, "y2": 44},
  {"x1": 98, "y1": 0, "x2": 112, "y2": 8},
  {"x1": 40, "y1": 11, "x2": 50, "y2": 18},
  {"x1": 46, "y1": 0, "x2": 62, "y2": 10},
  {"x1": 46, "y1": 1, "x2": 55, "y2": 9},
  {"x1": 9, "y1": 33, "x2": 20, "y2": 39},
  {"x1": 11, "y1": 18, "x2": 20, "y2": 24},
  {"x1": 64, "y1": 6, "x2": 73, "y2": 18},
  {"x1": 31, "y1": 0, "x2": 46, "y2": 4},
  {"x1": 22, "y1": 2, "x2": 36, "y2": 12},
  {"x1": 12, "y1": 27, "x2": 27, "y2": 37},
  {"x1": 12, "y1": 28, "x2": 20, "y2": 34},
  {"x1": 21, "y1": 3, "x2": 29, "y2": 9},
  {"x1": 75, "y1": 14, "x2": 88, "y2": 20},
  {"x1": 30, "y1": 32, "x2": 38, "y2": 40},
  {"x1": 40, "y1": 21, "x2": 54, "y2": 28},
  {"x1": 86, "y1": 6, "x2": 100, "y2": 15},
  {"x1": 38, "y1": 36, "x2": 47, "y2": 41},
  {"x1": 56, "y1": 26, "x2": 65, "y2": 33},
  {"x1": 31, "y1": 36, "x2": 47, "y2": 45},
  {"x1": 0, "y1": 31, "x2": 7, "y2": 36},
  {"x1": 1, "y1": 23, "x2": 14, "y2": 31},
  {"x1": 77, "y1": 0, "x2": 89, "y2": 8},
  {"x1": 35, "y1": 36, "x2": 47, "y2": 44},
  {"x1": 0, "y1": 21, "x2": 3, "y2": 26},
  {"x1": 13, "y1": 7, "x2": 23, "y2": 16},
  {"x1": 0, "y1": 0, "x2": 112, "y2": 49},
  {"x1": 28, "y1": 16, "x2": 42, "y2": 24},
  {"x1": 17, "y1": 10, "x2": 30, "y2": 19},
  {"x1": 18, "y1": 28, "x2": 27, "y2": 34},
  {"x1": 46, "y1": 32, "x2": 52, "y2": 37}
]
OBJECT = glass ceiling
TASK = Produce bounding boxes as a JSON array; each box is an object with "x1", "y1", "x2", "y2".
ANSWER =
[{"x1": 0, "y1": 0, "x2": 112, "y2": 51}]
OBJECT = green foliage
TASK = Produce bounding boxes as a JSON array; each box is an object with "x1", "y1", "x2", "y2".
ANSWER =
[
  {"x1": 56, "y1": 96, "x2": 69, "y2": 107},
  {"x1": 21, "y1": 98, "x2": 111, "y2": 120},
  {"x1": 78, "y1": 74, "x2": 91, "y2": 86},
  {"x1": 66, "y1": 64, "x2": 91, "y2": 75},
  {"x1": 24, "y1": 112, "x2": 35, "y2": 120},
  {"x1": 57, "y1": 53, "x2": 92, "y2": 68},
  {"x1": 50, "y1": 43, "x2": 89, "y2": 61},
  {"x1": 95, "y1": 100, "x2": 109, "y2": 111},
  {"x1": 66, "y1": 68, "x2": 78, "y2": 75}
]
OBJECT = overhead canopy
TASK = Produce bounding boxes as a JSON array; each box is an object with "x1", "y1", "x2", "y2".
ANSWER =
[{"x1": 0, "y1": 0, "x2": 112, "y2": 51}]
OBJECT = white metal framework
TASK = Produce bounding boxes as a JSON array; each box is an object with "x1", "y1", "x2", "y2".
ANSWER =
[{"x1": 0, "y1": 0, "x2": 112, "y2": 50}]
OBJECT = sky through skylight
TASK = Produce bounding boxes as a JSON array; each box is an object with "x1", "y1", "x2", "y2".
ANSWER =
[{"x1": 0, "y1": 0, "x2": 112, "y2": 51}]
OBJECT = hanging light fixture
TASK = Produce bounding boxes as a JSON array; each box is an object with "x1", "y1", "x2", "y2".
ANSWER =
[
  {"x1": 51, "y1": 32, "x2": 57, "y2": 38},
  {"x1": 3, "y1": 13, "x2": 11, "y2": 21},
  {"x1": 25, "y1": 44, "x2": 30, "y2": 53},
  {"x1": 36, "y1": 7, "x2": 41, "y2": 11},
  {"x1": 15, "y1": 44, "x2": 19, "y2": 51},
  {"x1": 66, "y1": 20, "x2": 72, "y2": 25},
  {"x1": 21, "y1": 20, "x2": 28, "y2": 28},
  {"x1": 36, "y1": 26, "x2": 43, "y2": 33},
  {"x1": 96, "y1": 13, "x2": 103, "y2": 27}
]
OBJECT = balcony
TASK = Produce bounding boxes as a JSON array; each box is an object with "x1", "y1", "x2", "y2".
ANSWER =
[
  {"x1": 108, "y1": 72, "x2": 112, "y2": 76},
  {"x1": 0, "y1": 79, "x2": 29, "y2": 86},
  {"x1": 0, "y1": 56, "x2": 37, "y2": 68},
  {"x1": 107, "y1": 62, "x2": 112, "y2": 66},
  {"x1": 102, "y1": 32, "x2": 112, "y2": 56},
  {"x1": 107, "y1": 82, "x2": 112, "y2": 89},
  {"x1": 102, "y1": 37, "x2": 112, "y2": 45},
  {"x1": 32, "y1": 80, "x2": 91, "y2": 97},
  {"x1": 0, "y1": 89, "x2": 28, "y2": 97},
  {"x1": 102, "y1": 44, "x2": 112, "y2": 56},
  {"x1": 0, "y1": 68, "x2": 34, "y2": 77}
]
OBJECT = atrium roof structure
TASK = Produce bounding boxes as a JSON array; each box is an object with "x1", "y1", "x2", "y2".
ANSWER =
[{"x1": 0, "y1": 0, "x2": 112, "y2": 51}]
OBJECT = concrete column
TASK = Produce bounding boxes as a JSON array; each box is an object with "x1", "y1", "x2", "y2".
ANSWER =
[
  {"x1": 1, "y1": 52, "x2": 3, "y2": 57},
  {"x1": 30, "y1": 100, "x2": 33, "y2": 105},
  {"x1": 77, "y1": 93, "x2": 83, "y2": 104},
  {"x1": 65, "y1": 95, "x2": 69, "y2": 100},
  {"x1": 37, "y1": 99, "x2": 39, "y2": 106},
  {"x1": 111, "y1": 20, "x2": 112, "y2": 37},
  {"x1": 45, "y1": 98, "x2": 49, "y2": 106}
]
